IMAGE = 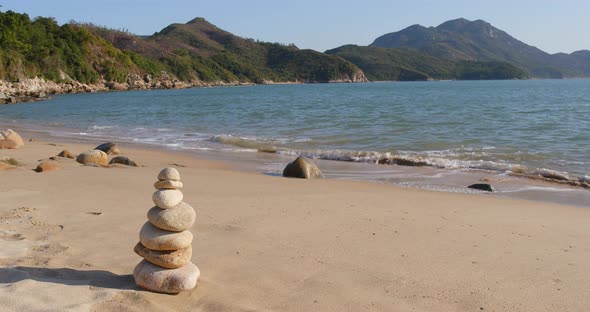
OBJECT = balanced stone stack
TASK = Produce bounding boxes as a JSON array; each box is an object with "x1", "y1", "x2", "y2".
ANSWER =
[{"x1": 133, "y1": 168, "x2": 200, "y2": 293}]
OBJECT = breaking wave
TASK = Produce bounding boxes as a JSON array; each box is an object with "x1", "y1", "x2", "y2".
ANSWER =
[{"x1": 208, "y1": 135, "x2": 589, "y2": 189}]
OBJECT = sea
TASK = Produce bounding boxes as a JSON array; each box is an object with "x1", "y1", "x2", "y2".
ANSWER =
[{"x1": 1, "y1": 80, "x2": 589, "y2": 207}]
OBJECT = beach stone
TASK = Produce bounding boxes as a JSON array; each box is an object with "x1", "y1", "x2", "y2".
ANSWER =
[
  {"x1": 154, "y1": 180, "x2": 183, "y2": 190},
  {"x1": 139, "y1": 222, "x2": 193, "y2": 250},
  {"x1": 76, "y1": 150, "x2": 109, "y2": 166},
  {"x1": 152, "y1": 189, "x2": 183, "y2": 209},
  {"x1": 0, "y1": 129, "x2": 25, "y2": 149},
  {"x1": 283, "y1": 156, "x2": 324, "y2": 179},
  {"x1": 468, "y1": 183, "x2": 496, "y2": 192},
  {"x1": 158, "y1": 167, "x2": 180, "y2": 181},
  {"x1": 134, "y1": 242, "x2": 192, "y2": 269},
  {"x1": 94, "y1": 142, "x2": 120, "y2": 155},
  {"x1": 57, "y1": 150, "x2": 76, "y2": 159},
  {"x1": 133, "y1": 260, "x2": 199, "y2": 294},
  {"x1": 109, "y1": 156, "x2": 139, "y2": 167},
  {"x1": 147, "y1": 202, "x2": 196, "y2": 232},
  {"x1": 34, "y1": 161, "x2": 60, "y2": 173},
  {"x1": 0, "y1": 162, "x2": 14, "y2": 170}
]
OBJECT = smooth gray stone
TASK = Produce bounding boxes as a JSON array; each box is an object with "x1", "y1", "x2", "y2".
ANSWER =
[
  {"x1": 139, "y1": 222, "x2": 193, "y2": 251},
  {"x1": 147, "y1": 202, "x2": 196, "y2": 232}
]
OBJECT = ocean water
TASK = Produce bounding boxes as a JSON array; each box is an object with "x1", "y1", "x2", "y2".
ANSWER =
[{"x1": 1, "y1": 80, "x2": 589, "y2": 205}]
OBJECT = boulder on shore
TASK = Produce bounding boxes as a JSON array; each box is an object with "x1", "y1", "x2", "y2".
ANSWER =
[
  {"x1": 76, "y1": 150, "x2": 109, "y2": 167},
  {"x1": 0, "y1": 129, "x2": 25, "y2": 149},
  {"x1": 94, "y1": 142, "x2": 120, "y2": 155},
  {"x1": 283, "y1": 156, "x2": 324, "y2": 179},
  {"x1": 468, "y1": 183, "x2": 496, "y2": 192}
]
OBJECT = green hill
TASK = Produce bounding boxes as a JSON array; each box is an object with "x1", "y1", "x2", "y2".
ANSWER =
[
  {"x1": 326, "y1": 45, "x2": 528, "y2": 81},
  {"x1": 0, "y1": 11, "x2": 366, "y2": 84}
]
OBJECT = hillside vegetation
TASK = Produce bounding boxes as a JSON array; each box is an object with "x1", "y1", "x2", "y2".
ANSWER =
[
  {"x1": 326, "y1": 45, "x2": 528, "y2": 81},
  {"x1": 0, "y1": 11, "x2": 365, "y2": 84}
]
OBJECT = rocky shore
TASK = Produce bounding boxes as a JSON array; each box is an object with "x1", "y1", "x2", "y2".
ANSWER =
[
  {"x1": 0, "y1": 71, "x2": 367, "y2": 104},
  {"x1": 0, "y1": 74, "x2": 256, "y2": 104}
]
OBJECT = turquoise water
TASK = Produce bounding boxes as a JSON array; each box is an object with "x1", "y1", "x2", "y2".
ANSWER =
[{"x1": 1, "y1": 80, "x2": 589, "y2": 185}]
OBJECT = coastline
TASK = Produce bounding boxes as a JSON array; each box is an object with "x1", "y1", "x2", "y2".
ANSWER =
[
  {"x1": 4, "y1": 122, "x2": 589, "y2": 209},
  {"x1": 1, "y1": 138, "x2": 589, "y2": 311},
  {"x1": 0, "y1": 74, "x2": 367, "y2": 105}
]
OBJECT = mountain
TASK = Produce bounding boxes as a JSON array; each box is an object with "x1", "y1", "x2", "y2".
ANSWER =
[
  {"x1": 106, "y1": 17, "x2": 367, "y2": 83},
  {"x1": 326, "y1": 45, "x2": 527, "y2": 81},
  {"x1": 0, "y1": 10, "x2": 366, "y2": 85},
  {"x1": 370, "y1": 18, "x2": 590, "y2": 78}
]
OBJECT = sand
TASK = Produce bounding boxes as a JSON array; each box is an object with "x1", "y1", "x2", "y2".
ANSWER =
[{"x1": 0, "y1": 140, "x2": 589, "y2": 312}]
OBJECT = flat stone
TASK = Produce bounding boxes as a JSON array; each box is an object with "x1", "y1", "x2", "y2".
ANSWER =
[
  {"x1": 158, "y1": 167, "x2": 180, "y2": 181},
  {"x1": 0, "y1": 162, "x2": 14, "y2": 170},
  {"x1": 154, "y1": 180, "x2": 183, "y2": 190},
  {"x1": 94, "y1": 142, "x2": 120, "y2": 155},
  {"x1": 134, "y1": 242, "x2": 192, "y2": 269},
  {"x1": 139, "y1": 222, "x2": 193, "y2": 250},
  {"x1": 57, "y1": 150, "x2": 76, "y2": 159},
  {"x1": 76, "y1": 150, "x2": 108, "y2": 166},
  {"x1": 133, "y1": 260, "x2": 199, "y2": 294},
  {"x1": 147, "y1": 202, "x2": 196, "y2": 232},
  {"x1": 34, "y1": 161, "x2": 60, "y2": 173},
  {"x1": 152, "y1": 189, "x2": 183, "y2": 209},
  {"x1": 109, "y1": 156, "x2": 139, "y2": 167}
]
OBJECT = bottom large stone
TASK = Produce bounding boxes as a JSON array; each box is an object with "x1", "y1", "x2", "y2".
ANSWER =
[{"x1": 133, "y1": 260, "x2": 200, "y2": 294}]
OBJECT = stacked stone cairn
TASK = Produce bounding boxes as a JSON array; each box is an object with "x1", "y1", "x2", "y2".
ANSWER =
[{"x1": 133, "y1": 167, "x2": 200, "y2": 293}]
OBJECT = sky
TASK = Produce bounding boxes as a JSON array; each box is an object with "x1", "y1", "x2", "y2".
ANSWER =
[{"x1": 2, "y1": 0, "x2": 589, "y2": 54}]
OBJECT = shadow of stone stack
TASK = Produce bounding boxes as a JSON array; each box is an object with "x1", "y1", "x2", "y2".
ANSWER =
[{"x1": 133, "y1": 168, "x2": 200, "y2": 294}]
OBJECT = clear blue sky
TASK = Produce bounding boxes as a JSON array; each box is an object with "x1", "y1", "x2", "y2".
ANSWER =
[{"x1": 2, "y1": 0, "x2": 589, "y2": 54}]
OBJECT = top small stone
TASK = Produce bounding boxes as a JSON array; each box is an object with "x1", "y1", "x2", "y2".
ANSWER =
[{"x1": 158, "y1": 167, "x2": 180, "y2": 181}]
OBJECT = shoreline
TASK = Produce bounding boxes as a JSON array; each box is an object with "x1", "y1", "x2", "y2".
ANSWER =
[
  {"x1": 5, "y1": 76, "x2": 590, "y2": 105},
  {"x1": 1, "y1": 138, "x2": 590, "y2": 311},
  {"x1": 0, "y1": 75, "x2": 367, "y2": 105},
  {"x1": 4, "y1": 125, "x2": 590, "y2": 208}
]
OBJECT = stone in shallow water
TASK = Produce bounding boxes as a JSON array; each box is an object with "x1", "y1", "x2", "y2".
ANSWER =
[
  {"x1": 139, "y1": 222, "x2": 193, "y2": 250},
  {"x1": 134, "y1": 242, "x2": 192, "y2": 269},
  {"x1": 133, "y1": 260, "x2": 199, "y2": 294},
  {"x1": 152, "y1": 189, "x2": 183, "y2": 209},
  {"x1": 283, "y1": 156, "x2": 324, "y2": 179},
  {"x1": 468, "y1": 183, "x2": 496, "y2": 192},
  {"x1": 147, "y1": 202, "x2": 196, "y2": 232},
  {"x1": 154, "y1": 180, "x2": 183, "y2": 190},
  {"x1": 158, "y1": 167, "x2": 181, "y2": 181}
]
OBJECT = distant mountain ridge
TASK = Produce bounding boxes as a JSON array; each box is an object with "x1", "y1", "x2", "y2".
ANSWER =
[
  {"x1": 326, "y1": 45, "x2": 528, "y2": 81},
  {"x1": 370, "y1": 18, "x2": 590, "y2": 78}
]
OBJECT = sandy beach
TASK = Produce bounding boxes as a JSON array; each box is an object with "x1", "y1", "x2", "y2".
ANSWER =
[{"x1": 0, "y1": 139, "x2": 589, "y2": 312}]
